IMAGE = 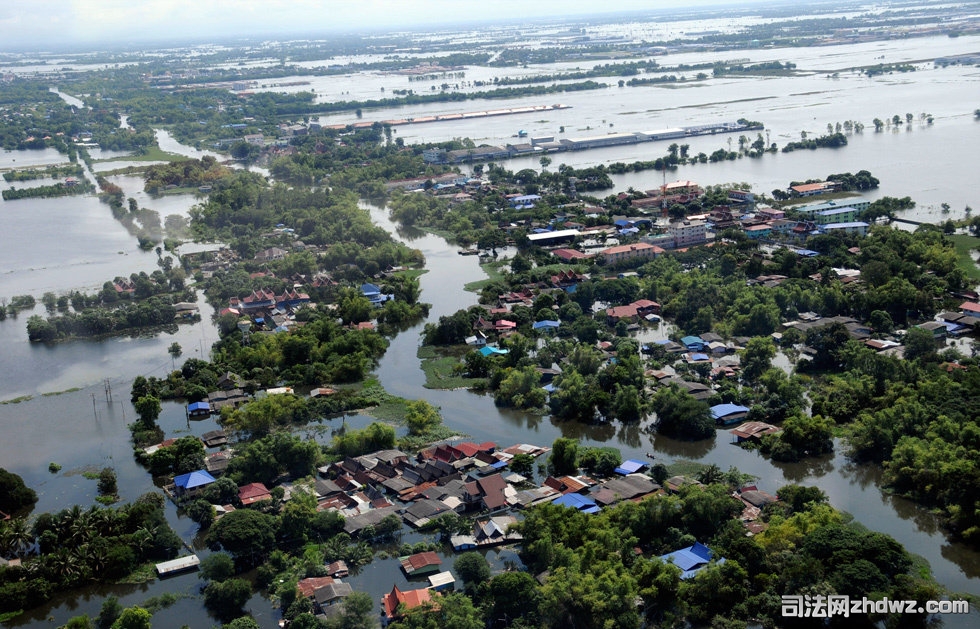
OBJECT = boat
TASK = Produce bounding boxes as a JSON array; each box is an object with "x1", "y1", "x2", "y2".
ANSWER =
[{"x1": 517, "y1": 129, "x2": 528, "y2": 137}]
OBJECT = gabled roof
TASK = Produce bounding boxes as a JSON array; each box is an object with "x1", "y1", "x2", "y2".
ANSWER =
[
  {"x1": 238, "y1": 482, "x2": 272, "y2": 505},
  {"x1": 173, "y1": 470, "x2": 216, "y2": 490},
  {"x1": 711, "y1": 403, "x2": 750, "y2": 420},
  {"x1": 614, "y1": 459, "x2": 648, "y2": 475},
  {"x1": 658, "y1": 542, "x2": 722, "y2": 579},
  {"x1": 400, "y1": 551, "x2": 442, "y2": 575},
  {"x1": 383, "y1": 585, "x2": 433, "y2": 619}
]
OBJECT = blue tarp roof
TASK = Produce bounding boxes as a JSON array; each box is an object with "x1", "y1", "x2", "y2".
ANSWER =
[
  {"x1": 619, "y1": 227, "x2": 640, "y2": 235},
  {"x1": 479, "y1": 346, "x2": 510, "y2": 357},
  {"x1": 710, "y1": 403, "x2": 750, "y2": 420},
  {"x1": 614, "y1": 219, "x2": 632, "y2": 227},
  {"x1": 542, "y1": 383, "x2": 557, "y2": 393},
  {"x1": 187, "y1": 401, "x2": 210, "y2": 412},
  {"x1": 360, "y1": 283, "x2": 380, "y2": 295},
  {"x1": 794, "y1": 249, "x2": 820, "y2": 257},
  {"x1": 552, "y1": 493, "x2": 600, "y2": 514},
  {"x1": 532, "y1": 320, "x2": 560, "y2": 329},
  {"x1": 614, "y1": 459, "x2": 648, "y2": 475},
  {"x1": 689, "y1": 353, "x2": 710, "y2": 361},
  {"x1": 174, "y1": 470, "x2": 216, "y2": 490},
  {"x1": 658, "y1": 542, "x2": 722, "y2": 579}
]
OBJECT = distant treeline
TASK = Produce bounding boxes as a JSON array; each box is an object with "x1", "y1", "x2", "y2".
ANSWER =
[
  {"x1": 1, "y1": 180, "x2": 94, "y2": 200},
  {"x1": 271, "y1": 81, "x2": 608, "y2": 116},
  {"x1": 3, "y1": 164, "x2": 83, "y2": 182},
  {"x1": 26, "y1": 296, "x2": 186, "y2": 342}
]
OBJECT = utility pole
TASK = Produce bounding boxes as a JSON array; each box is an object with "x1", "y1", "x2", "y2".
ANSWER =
[{"x1": 104, "y1": 378, "x2": 112, "y2": 403}]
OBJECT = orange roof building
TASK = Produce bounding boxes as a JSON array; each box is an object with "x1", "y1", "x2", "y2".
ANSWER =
[{"x1": 382, "y1": 584, "x2": 434, "y2": 619}]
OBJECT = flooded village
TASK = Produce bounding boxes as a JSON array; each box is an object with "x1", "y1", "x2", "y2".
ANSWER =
[{"x1": 2, "y1": 1, "x2": 980, "y2": 627}]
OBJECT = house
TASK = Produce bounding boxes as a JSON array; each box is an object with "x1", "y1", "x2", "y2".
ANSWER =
[
  {"x1": 730, "y1": 421, "x2": 781, "y2": 443},
  {"x1": 382, "y1": 585, "x2": 433, "y2": 621},
  {"x1": 201, "y1": 430, "x2": 228, "y2": 447},
  {"x1": 314, "y1": 582, "x2": 353, "y2": 610},
  {"x1": 427, "y1": 571, "x2": 456, "y2": 592},
  {"x1": 589, "y1": 475, "x2": 660, "y2": 507},
  {"x1": 659, "y1": 542, "x2": 723, "y2": 579},
  {"x1": 325, "y1": 560, "x2": 349, "y2": 578},
  {"x1": 205, "y1": 450, "x2": 233, "y2": 476},
  {"x1": 711, "y1": 403, "x2": 751, "y2": 425},
  {"x1": 187, "y1": 401, "x2": 211, "y2": 417},
  {"x1": 789, "y1": 181, "x2": 836, "y2": 197},
  {"x1": 915, "y1": 321, "x2": 947, "y2": 340},
  {"x1": 310, "y1": 387, "x2": 337, "y2": 398},
  {"x1": 479, "y1": 345, "x2": 509, "y2": 357},
  {"x1": 464, "y1": 473, "x2": 509, "y2": 511},
  {"x1": 552, "y1": 493, "x2": 600, "y2": 513},
  {"x1": 298, "y1": 576, "x2": 336, "y2": 600},
  {"x1": 680, "y1": 336, "x2": 705, "y2": 351},
  {"x1": 173, "y1": 470, "x2": 216, "y2": 497},
  {"x1": 472, "y1": 515, "x2": 522, "y2": 546},
  {"x1": 552, "y1": 248, "x2": 591, "y2": 262},
  {"x1": 614, "y1": 459, "x2": 649, "y2": 476},
  {"x1": 532, "y1": 320, "x2": 561, "y2": 332},
  {"x1": 400, "y1": 551, "x2": 443, "y2": 577},
  {"x1": 254, "y1": 247, "x2": 287, "y2": 261},
  {"x1": 238, "y1": 482, "x2": 272, "y2": 506},
  {"x1": 600, "y1": 242, "x2": 663, "y2": 264}
]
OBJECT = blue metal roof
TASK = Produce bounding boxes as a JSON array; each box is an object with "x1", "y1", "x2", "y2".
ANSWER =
[
  {"x1": 173, "y1": 470, "x2": 216, "y2": 490},
  {"x1": 187, "y1": 401, "x2": 210, "y2": 412},
  {"x1": 658, "y1": 542, "x2": 722, "y2": 579},
  {"x1": 710, "y1": 403, "x2": 750, "y2": 420},
  {"x1": 552, "y1": 493, "x2": 599, "y2": 513},
  {"x1": 689, "y1": 353, "x2": 710, "y2": 361},
  {"x1": 532, "y1": 320, "x2": 560, "y2": 329},
  {"x1": 614, "y1": 459, "x2": 648, "y2": 475},
  {"x1": 479, "y1": 346, "x2": 510, "y2": 357}
]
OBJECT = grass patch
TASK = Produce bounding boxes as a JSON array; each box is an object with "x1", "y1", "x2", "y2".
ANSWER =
[
  {"x1": 94, "y1": 146, "x2": 187, "y2": 163},
  {"x1": 464, "y1": 259, "x2": 509, "y2": 292},
  {"x1": 142, "y1": 592, "x2": 188, "y2": 614},
  {"x1": 0, "y1": 395, "x2": 33, "y2": 405},
  {"x1": 418, "y1": 345, "x2": 486, "y2": 390},
  {"x1": 946, "y1": 234, "x2": 980, "y2": 280},
  {"x1": 96, "y1": 495, "x2": 120, "y2": 505},
  {"x1": 363, "y1": 397, "x2": 411, "y2": 423},
  {"x1": 392, "y1": 268, "x2": 429, "y2": 280},
  {"x1": 0, "y1": 611, "x2": 23, "y2": 623},
  {"x1": 82, "y1": 471, "x2": 100, "y2": 480},
  {"x1": 398, "y1": 425, "x2": 466, "y2": 452},
  {"x1": 117, "y1": 563, "x2": 157, "y2": 584},
  {"x1": 666, "y1": 460, "x2": 707, "y2": 477},
  {"x1": 41, "y1": 387, "x2": 82, "y2": 397}
]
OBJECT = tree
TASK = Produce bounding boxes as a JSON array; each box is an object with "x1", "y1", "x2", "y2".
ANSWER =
[
  {"x1": 454, "y1": 552, "x2": 491, "y2": 589},
  {"x1": 549, "y1": 437, "x2": 579, "y2": 475},
  {"x1": 740, "y1": 337, "x2": 775, "y2": 383},
  {"x1": 510, "y1": 453, "x2": 535, "y2": 477},
  {"x1": 203, "y1": 577, "x2": 252, "y2": 618},
  {"x1": 109, "y1": 607, "x2": 151, "y2": 629},
  {"x1": 902, "y1": 326, "x2": 938, "y2": 362},
  {"x1": 96, "y1": 596, "x2": 123, "y2": 629},
  {"x1": 405, "y1": 400, "x2": 441, "y2": 435},
  {"x1": 168, "y1": 342, "x2": 182, "y2": 359},
  {"x1": 208, "y1": 509, "x2": 277, "y2": 567},
  {"x1": 225, "y1": 618, "x2": 261, "y2": 629},
  {"x1": 134, "y1": 395, "x2": 162, "y2": 425},
  {"x1": 488, "y1": 571, "x2": 541, "y2": 626},
  {"x1": 324, "y1": 592, "x2": 375, "y2": 629},
  {"x1": 577, "y1": 447, "x2": 622, "y2": 477},
  {"x1": 0, "y1": 468, "x2": 38, "y2": 513},
  {"x1": 652, "y1": 386, "x2": 716, "y2": 440},
  {"x1": 97, "y1": 467, "x2": 118, "y2": 496},
  {"x1": 200, "y1": 552, "x2": 236, "y2": 582}
]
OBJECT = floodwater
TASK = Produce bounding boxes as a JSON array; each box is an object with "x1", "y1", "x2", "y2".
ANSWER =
[{"x1": 2, "y1": 31, "x2": 980, "y2": 627}]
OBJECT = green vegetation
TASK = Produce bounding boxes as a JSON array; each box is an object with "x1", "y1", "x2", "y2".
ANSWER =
[
  {"x1": 2, "y1": 164, "x2": 83, "y2": 182},
  {"x1": 419, "y1": 345, "x2": 488, "y2": 389},
  {"x1": 2, "y1": 180, "x2": 94, "y2": 200},
  {"x1": 946, "y1": 233, "x2": 980, "y2": 280},
  {"x1": 0, "y1": 493, "x2": 181, "y2": 618},
  {"x1": 143, "y1": 155, "x2": 229, "y2": 193},
  {"x1": 0, "y1": 468, "x2": 38, "y2": 514}
]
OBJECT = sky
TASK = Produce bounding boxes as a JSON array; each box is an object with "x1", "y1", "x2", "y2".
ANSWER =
[{"x1": 0, "y1": 0, "x2": 752, "y2": 51}]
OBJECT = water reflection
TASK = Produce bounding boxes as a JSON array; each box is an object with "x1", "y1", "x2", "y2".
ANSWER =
[
  {"x1": 770, "y1": 452, "x2": 835, "y2": 482},
  {"x1": 650, "y1": 429, "x2": 717, "y2": 459}
]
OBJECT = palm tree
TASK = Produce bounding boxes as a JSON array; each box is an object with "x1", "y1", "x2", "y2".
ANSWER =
[
  {"x1": 5, "y1": 518, "x2": 35, "y2": 556},
  {"x1": 696, "y1": 463, "x2": 724, "y2": 485}
]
